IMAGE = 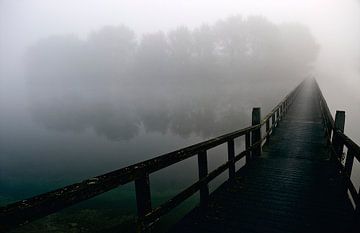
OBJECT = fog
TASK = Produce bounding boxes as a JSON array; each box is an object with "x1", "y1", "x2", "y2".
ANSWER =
[
  {"x1": 0, "y1": 0, "x2": 359, "y2": 232},
  {"x1": 23, "y1": 18, "x2": 318, "y2": 140},
  {"x1": 1, "y1": 0, "x2": 359, "y2": 140}
]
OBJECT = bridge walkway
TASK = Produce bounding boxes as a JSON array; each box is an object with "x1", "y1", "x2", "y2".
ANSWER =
[{"x1": 169, "y1": 80, "x2": 355, "y2": 233}]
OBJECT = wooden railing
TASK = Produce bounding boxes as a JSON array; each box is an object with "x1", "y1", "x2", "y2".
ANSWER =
[
  {"x1": 0, "y1": 80, "x2": 305, "y2": 233},
  {"x1": 315, "y1": 80, "x2": 360, "y2": 217}
]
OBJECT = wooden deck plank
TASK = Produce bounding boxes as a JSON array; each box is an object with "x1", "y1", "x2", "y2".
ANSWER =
[{"x1": 168, "y1": 80, "x2": 356, "y2": 233}]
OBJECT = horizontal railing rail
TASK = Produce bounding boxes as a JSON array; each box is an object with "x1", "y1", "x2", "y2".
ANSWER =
[
  {"x1": 315, "y1": 79, "x2": 360, "y2": 218},
  {"x1": 0, "y1": 79, "x2": 306, "y2": 233}
]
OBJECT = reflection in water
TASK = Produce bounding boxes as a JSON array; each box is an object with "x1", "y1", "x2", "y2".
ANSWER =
[{"x1": 25, "y1": 16, "x2": 318, "y2": 141}]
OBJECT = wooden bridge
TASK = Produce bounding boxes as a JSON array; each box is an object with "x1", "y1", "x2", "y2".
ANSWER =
[{"x1": 1, "y1": 78, "x2": 359, "y2": 233}]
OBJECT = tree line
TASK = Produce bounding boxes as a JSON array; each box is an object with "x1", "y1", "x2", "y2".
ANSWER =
[{"x1": 26, "y1": 15, "x2": 319, "y2": 140}]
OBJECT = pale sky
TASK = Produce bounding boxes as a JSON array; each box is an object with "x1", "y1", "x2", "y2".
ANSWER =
[{"x1": 1, "y1": 1, "x2": 359, "y2": 45}]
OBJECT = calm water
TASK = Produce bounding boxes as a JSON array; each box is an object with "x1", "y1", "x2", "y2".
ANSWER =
[
  {"x1": 1, "y1": 83, "x2": 359, "y2": 233},
  {"x1": 0, "y1": 92, "x2": 251, "y2": 233}
]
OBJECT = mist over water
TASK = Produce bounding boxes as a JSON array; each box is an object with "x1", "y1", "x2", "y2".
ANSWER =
[
  {"x1": 0, "y1": 1, "x2": 359, "y2": 232},
  {"x1": 1, "y1": 15, "x2": 319, "y2": 204},
  {"x1": 25, "y1": 17, "x2": 317, "y2": 141}
]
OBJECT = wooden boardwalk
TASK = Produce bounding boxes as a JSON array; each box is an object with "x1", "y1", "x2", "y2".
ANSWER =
[{"x1": 169, "y1": 81, "x2": 356, "y2": 233}]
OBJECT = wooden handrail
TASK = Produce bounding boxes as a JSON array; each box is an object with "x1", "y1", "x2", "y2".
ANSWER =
[
  {"x1": 336, "y1": 130, "x2": 360, "y2": 161},
  {"x1": 335, "y1": 130, "x2": 360, "y2": 216},
  {"x1": 0, "y1": 79, "x2": 305, "y2": 233},
  {"x1": 315, "y1": 79, "x2": 360, "y2": 218},
  {"x1": 142, "y1": 150, "x2": 248, "y2": 225}
]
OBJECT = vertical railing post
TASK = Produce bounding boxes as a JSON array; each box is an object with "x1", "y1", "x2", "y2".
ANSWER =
[
  {"x1": 198, "y1": 150, "x2": 209, "y2": 209},
  {"x1": 277, "y1": 108, "x2": 280, "y2": 122},
  {"x1": 245, "y1": 132, "x2": 251, "y2": 163},
  {"x1": 271, "y1": 113, "x2": 276, "y2": 131},
  {"x1": 332, "y1": 111, "x2": 345, "y2": 160},
  {"x1": 286, "y1": 99, "x2": 291, "y2": 111},
  {"x1": 344, "y1": 149, "x2": 355, "y2": 177},
  {"x1": 251, "y1": 108, "x2": 261, "y2": 157},
  {"x1": 343, "y1": 148, "x2": 355, "y2": 196},
  {"x1": 287, "y1": 98, "x2": 290, "y2": 111},
  {"x1": 265, "y1": 119, "x2": 270, "y2": 142},
  {"x1": 356, "y1": 188, "x2": 360, "y2": 218},
  {"x1": 227, "y1": 139, "x2": 235, "y2": 181},
  {"x1": 135, "y1": 171, "x2": 152, "y2": 232}
]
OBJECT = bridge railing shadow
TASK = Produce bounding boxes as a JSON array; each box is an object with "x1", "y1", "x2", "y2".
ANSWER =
[{"x1": 0, "y1": 80, "x2": 306, "y2": 233}]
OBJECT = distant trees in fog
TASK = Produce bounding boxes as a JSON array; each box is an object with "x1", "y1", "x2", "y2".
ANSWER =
[{"x1": 26, "y1": 15, "x2": 319, "y2": 140}]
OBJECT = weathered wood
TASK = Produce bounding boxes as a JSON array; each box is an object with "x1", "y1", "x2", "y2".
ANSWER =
[
  {"x1": 245, "y1": 132, "x2": 251, "y2": 163},
  {"x1": 227, "y1": 140, "x2": 235, "y2": 180},
  {"x1": 346, "y1": 180, "x2": 358, "y2": 206},
  {"x1": 170, "y1": 79, "x2": 356, "y2": 233},
  {"x1": 271, "y1": 113, "x2": 276, "y2": 129},
  {"x1": 356, "y1": 187, "x2": 360, "y2": 217},
  {"x1": 266, "y1": 119, "x2": 270, "y2": 141},
  {"x1": 333, "y1": 111, "x2": 345, "y2": 159},
  {"x1": 252, "y1": 108, "x2": 262, "y2": 157},
  {"x1": 343, "y1": 149, "x2": 356, "y2": 201},
  {"x1": 344, "y1": 149, "x2": 355, "y2": 177},
  {"x1": 143, "y1": 159, "x2": 237, "y2": 224},
  {"x1": 135, "y1": 173, "x2": 152, "y2": 218},
  {"x1": 316, "y1": 80, "x2": 360, "y2": 221},
  {"x1": 235, "y1": 150, "x2": 248, "y2": 162},
  {"x1": 135, "y1": 172, "x2": 152, "y2": 232},
  {"x1": 198, "y1": 150, "x2": 209, "y2": 209},
  {"x1": 337, "y1": 131, "x2": 360, "y2": 161}
]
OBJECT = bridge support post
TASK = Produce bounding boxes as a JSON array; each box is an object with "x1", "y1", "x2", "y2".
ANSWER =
[
  {"x1": 245, "y1": 132, "x2": 251, "y2": 163},
  {"x1": 271, "y1": 112, "x2": 276, "y2": 130},
  {"x1": 332, "y1": 111, "x2": 345, "y2": 160},
  {"x1": 135, "y1": 172, "x2": 152, "y2": 233},
  {"x1": 252, "y1": 108, "x2": 262, "y2": 157},
  {"x1": 198, "y1": 150, "x2": 209, "y2": 209},
  {"x1": 227, "y1": 140, "x2": 235, "y2": 180},
  {"x1": 344, "y1": 149, "x2": 355, "y2": 178},
  {"x1": 286, "y1": 100, "x2": 290, "y2": 112},
  {"x1": 265, "y1": 119, "x2": 270, "y2": 142},
  {"x1": 356, "y1": 187, "x2": 360, "y2": 218}
]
